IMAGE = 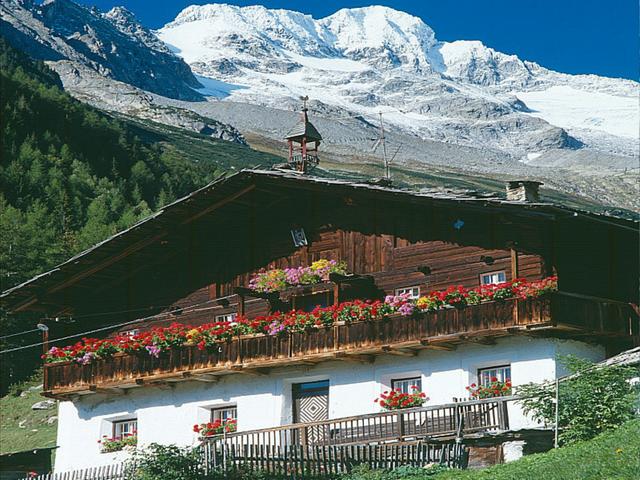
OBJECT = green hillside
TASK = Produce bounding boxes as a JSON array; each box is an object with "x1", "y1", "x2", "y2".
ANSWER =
[
  {"x1": 0, "y1": 371, "x2": 57, "y2": 455},
  {"x1": 0, "y1": 36, "x2": 280, "y2": 392},
  {"x1": 430, "y1": 419, "x2": 640, "y2": 480}
]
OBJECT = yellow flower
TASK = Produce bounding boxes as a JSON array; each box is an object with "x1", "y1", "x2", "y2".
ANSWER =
[
  {"x1": 616, "y1": 448, "x2": 623, "y2": 454},
  {"x1": 311, "y1": 259, "x2": 330, "y2": 271},
  {"x1": 185, "y1": 329, "x2": 201, "y2": 344},
  {"x1": 416, "y1": 297, "x2": 429, "y2": 309}
]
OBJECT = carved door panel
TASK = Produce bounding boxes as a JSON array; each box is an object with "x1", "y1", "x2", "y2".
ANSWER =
[{"x1": 293, "y1": 380, "x2": 329, "y2": 444}]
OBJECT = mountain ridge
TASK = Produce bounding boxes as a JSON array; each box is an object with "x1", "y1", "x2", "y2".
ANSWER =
[
  {"x1": 157, "y1": 2, "x2": 637, "y2": 160},
  {"x1": 1, "y1": 0, "x2": 637, "y2": 210}
]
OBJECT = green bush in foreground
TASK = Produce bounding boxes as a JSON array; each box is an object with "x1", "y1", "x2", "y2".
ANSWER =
[
  {"x1": 342, "y1": 465, "x2": 450, "y2": 479},
  {"x1": 430, "y1": 419, "x2": 640, "y2": 480},
  {"x1": 518, "y1": 355, "x2": 639, "y2": 445}
]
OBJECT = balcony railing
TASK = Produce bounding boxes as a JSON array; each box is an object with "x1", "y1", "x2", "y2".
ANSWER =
[
  {"x1": 43, "y1": 292, "x2": 639, "y2": 397},
  {"x1": 201, "y1": 397, "x2": 507, "y2": 474}
]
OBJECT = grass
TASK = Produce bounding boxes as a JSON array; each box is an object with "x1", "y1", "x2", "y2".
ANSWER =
[
  {"x1": 0, "y1": 370, "x2": 57, "y2": 454},
  {"x1": 429, "y1": 419, "x2": 640, "y2": 480}
]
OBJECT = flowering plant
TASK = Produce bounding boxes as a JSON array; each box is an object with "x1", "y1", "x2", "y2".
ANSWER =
[
  {"x1": 98, "y1": 432, "x2": 137, "y2": 453},
  {"x1": 193, "y1": 419, "x2": 237, "y2": 437},
  {"x1": 248, "y1": 259, "x2": 348, "y2": 293},
  {"x1": 466, "y1": 378, "x2": 512, "y2": 399},
  {"x1": 374, "y1": 386, "x2": 427, "y2": 410},
  {"x1": 384, "y1": 293, "x2": 416, "y2": 316},
  {"x1": 42, "y1": 277, "x2": 557, "y2": 365}
]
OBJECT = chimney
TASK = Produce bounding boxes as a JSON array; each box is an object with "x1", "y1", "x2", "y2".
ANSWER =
[{"x1": 506, "y1": 181, "x2": 543, "y2": 202}]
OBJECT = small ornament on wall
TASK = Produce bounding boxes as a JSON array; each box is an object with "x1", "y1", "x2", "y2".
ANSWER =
[{"x1": 291, "y1": 228, "x2": 308, "y2": 247}]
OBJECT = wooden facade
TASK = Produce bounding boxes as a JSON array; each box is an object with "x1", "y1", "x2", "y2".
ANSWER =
[{"x1": 2, "y1": 170, "x2": 638, "y2": 397}]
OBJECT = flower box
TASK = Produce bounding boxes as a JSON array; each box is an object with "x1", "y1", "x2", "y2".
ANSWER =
[
  {"x1": 42, "y1": 277, "x2": 557, "y2": 366},
  {"x1": 98, "y1": 434, "x2": 137, "y2": 453}
]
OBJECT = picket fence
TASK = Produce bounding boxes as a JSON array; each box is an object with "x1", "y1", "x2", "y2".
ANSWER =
[
  {"x1": 18, "y1": 463, "x2": 126, "y2": 480},
  {"x1": 18, "y1": 440, "x2": 466, "y2": 480}
]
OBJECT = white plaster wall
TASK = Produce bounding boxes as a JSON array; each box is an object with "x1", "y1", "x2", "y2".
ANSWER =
[{"x1": 53, "y1": 337, "x2": 604, "y2": 472}]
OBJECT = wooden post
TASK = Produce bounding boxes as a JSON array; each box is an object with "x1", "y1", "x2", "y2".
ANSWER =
[
  {"x1": 510, "y1": 248, "x2": 519, "y2": 278},
  {"x1": 42, "y1": 328, "x2": 49, "y2": 356},
  {"x1": 397, "y1": 411, "x2": 405, "y2": 441},
  {"x1": 237, "y1": 294, "x2": 245, "y2": 317},
  {"x1": 333, "y1": 282, "x2": 340, "y2": 306},
  {"x1": 554, "y1": 378, "x2": 559, "y2": 448}
]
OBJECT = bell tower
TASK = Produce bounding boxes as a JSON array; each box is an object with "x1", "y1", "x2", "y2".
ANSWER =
[{"x1": 284, "y1": 96, "x2": 322, "y2": 173}]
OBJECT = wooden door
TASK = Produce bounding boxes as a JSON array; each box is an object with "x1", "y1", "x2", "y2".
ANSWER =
[{"x1": 293, "y1": 380, "x2": 329, "y2": 444}]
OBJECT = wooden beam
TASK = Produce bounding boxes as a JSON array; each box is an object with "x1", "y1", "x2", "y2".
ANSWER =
[
  {"x1": 184, "y1": 372, "x2": 220, "y2": 383},
  {"x1": 333, "y1": 352, "x2": 375, "y2": 364},
  {"x1": 381, "y1": 345, "x2": 417, "y2": 357},
  {"x1": 460, "y1": 335, "x2": 496, "y2": 345},
  {"x1": 230, "y1": 366, "x2": 270, "y2": 376},
  {"x1": 420, "y1": 339, "x2": 457, "y2": 351},
  {"x1": 89, "y1": 385, "x2": 124, "y2": 395}
]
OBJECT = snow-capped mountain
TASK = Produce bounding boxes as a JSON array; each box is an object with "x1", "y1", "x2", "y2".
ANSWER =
[
  {"x1": 2, "y1": 0, "x2": 637, "y2": 209},
  {"x1": 1, "y1": 0, "x2": 202, "y2": 100},
  {"x1": 157, "y1": 4, "x2": 638, "y2": 158}
]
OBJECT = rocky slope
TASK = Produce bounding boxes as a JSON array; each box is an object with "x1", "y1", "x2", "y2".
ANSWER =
[
  {"x1": 0, "y1": 0, "x2": 250, "y2": 143},
  {"x1": 1, "y1": 0, "x2": 202, "y2": 99}
]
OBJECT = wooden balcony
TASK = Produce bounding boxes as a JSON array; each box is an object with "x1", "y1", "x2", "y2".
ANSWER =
[
  {"x1": 43, "y1": 292, "x2": 639, "y2": 398},
  {"x1": 200, "y1": 397, "x2": 506, "y2": 474}
]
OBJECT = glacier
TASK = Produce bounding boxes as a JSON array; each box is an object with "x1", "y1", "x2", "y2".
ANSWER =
[{"x1": 157, "y1": 4, "x2": 638, "y2": 159}]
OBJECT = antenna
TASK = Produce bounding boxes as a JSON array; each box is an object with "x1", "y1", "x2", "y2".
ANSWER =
[{"x1": 372, "y1": 112, "x2": 390, "y2": 180}]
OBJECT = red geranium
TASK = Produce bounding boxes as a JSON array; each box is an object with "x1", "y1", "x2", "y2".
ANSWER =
[
  {"x1": 194, "y1": 419, "x2": 237, "y2": 437},
  {"x1": 374, "y1": 386, "x2": 427, "y2": 410},
  {"x1": 466, "y1": 378, "x2": 512, "y2": 399}
]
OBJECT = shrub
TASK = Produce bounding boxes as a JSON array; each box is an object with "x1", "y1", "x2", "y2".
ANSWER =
[
  {"x1": 517, "y1": 355, "x2": 639, "y2": 445},
  {"x1": 126, "y1": 444, "x2": 207, "y2": 480},
  {"x1": 341, "y1": 464, "x2": 450, "y2": 479}
]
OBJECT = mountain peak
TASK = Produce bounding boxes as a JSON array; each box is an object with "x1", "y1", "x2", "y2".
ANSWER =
[{"x1": 104, "y1": 6, "x2": 137, "y2": 22}]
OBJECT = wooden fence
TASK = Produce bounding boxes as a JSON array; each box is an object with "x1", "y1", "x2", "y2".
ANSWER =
[
  {"x1": 17, "y1": 440, "x2": 467, "y2": 480},
  {"x1": 17, "y1": 464, "x2": 126, "y2": 480},
  {"x1": 203, "y1": 397, "x2": 510, "y2": 452},
  {"x1": 203, "y1": 440, "x2": 468, "y2": 476}
]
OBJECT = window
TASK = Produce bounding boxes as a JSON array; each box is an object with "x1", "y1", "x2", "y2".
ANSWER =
[
  {"x1": 391, "y1": 377, "x2": 422, "y2": 394},
  {"x1": 478, "y1": 365, "x2": 511, "y2": 386},
  {"x1": 215, "y1": 313, "x2": 237, "y2": 323},
  {"x1": 113, "y1": 419, "x2": 137, "y2": 438},
  {"x1": 395, "y1": 286, "x2": 420, "y2": 299},
  {"x1": 211, "y1": 406, "x2": 237, "y2": 422},
  {"x1": 480, "y1": 271, "x2": 506, "y2": 285},
  {"x1": 120, "y1": 329, "x2": 139, "y2": 339},
  {"x1": 292, "y1": 291, "x2": 333, "y2": 312}
]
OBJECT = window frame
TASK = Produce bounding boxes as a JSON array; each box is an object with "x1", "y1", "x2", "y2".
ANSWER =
[
  {"x1": 120, "y1": 329, "x2": 139, "y2": 339},
  {"x1": 479, "y1": 270, "x2": 507, "y2": 286},
  {"x1": 112, "y1": 418, "x2": 137, "y2": 439},
  {"x1": 477, "y1": 365, "x2": 511, "y2": 387},
  {"x1": 390, "y1": 376, "x2": 422, "y2": 394},
  {"x1": 215, "y1": 312, "x2": 238, "y2": 323},
  {"x1": 394, "y1": 286, "x2": 421, "y2": 299},
  {"x1": 210, "y1": 405, "x2": 237, "y2": 423}
]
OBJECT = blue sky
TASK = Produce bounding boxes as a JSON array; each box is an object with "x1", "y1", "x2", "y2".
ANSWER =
[{"x1": 79, "y1": 0, "x2": 638, "y2": 80}]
